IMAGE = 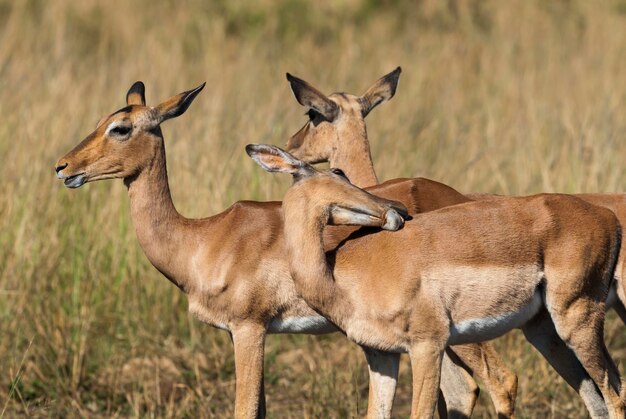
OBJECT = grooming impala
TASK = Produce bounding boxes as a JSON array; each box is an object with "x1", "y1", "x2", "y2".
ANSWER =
[
  {"x1": 56, "y1": 81, "x2": 488, "y2": 418},
  {"x1": 286, "y1": 66, "x2": 519, "y2": 418},
  {"x1": 284, "y1": 67, "x2": 626, "y2": 417},
  {"x1": 247, "y1": 143, "x2": 625, "y2": 419}
]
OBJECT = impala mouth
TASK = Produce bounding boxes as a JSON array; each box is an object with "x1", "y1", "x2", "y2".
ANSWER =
[
  {"x1": 63, "y1": 173, "x2": 87, "y2": 188},
  {"x1": 381, "y1": 208, "x2": 405, "y2": 231}
]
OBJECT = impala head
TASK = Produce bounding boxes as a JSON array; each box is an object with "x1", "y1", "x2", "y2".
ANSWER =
[
  {"x1": 285, "y1": 67, "x2": 401, "y2": 163},
  {"x1": 246, "y1": 144, "x2": 408, "y2": 231},
  {"x1": 55, "y1": 81, "x2": 206, "y2": 188}
]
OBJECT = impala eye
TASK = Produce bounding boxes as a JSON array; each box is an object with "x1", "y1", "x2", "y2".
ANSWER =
[
  {"x1": 109, "y1": 125, "x2": 132, "y2": 137},
  {"x1": 330, "y1": 168, "x2": 349, "y2": 181}
]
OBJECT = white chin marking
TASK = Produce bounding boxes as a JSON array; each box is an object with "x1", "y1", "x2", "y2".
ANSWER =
[
  {"x1": 449, "y1": 289, "x2": 543, "y2": 345},
  {"x1": 267, "y1": 316, "x2": 337, "y2": 334}
]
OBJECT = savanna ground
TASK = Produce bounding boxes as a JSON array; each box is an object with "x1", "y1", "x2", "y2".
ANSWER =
[{"x1": 1, "y1": 0, "x2": 626, "y2": 417}]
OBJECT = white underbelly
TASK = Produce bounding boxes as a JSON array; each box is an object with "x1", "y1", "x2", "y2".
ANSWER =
[
  {"x1": 267, "y1": 316, "x2": 338, "y2": 334},
  {"x1": 448, "y1": 289, "x2": 543, "y2": 345}
]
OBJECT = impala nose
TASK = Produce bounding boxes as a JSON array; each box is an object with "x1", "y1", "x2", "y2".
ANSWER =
[
  {"x1": 55, "y1": 162, "x2": 68, "y2": 178},
  {"x1": 55, "y1": 162, "x2": 67, "y2": 173}
]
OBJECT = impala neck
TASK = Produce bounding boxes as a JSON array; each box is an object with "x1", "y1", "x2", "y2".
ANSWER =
[
  {"x1": 329, "y1": 120, "x2": 378, "y2": 188},
  {"x1": 125, "y1": 138, "x2": 190, "y2": 292},
  {"x1": 282, "y1": 193, "x2": 352, "y2": 326}
]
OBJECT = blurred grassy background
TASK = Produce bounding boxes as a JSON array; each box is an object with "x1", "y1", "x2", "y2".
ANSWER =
[{"x1": 1, "y1": 0, "x2": 626, "y2": 417}]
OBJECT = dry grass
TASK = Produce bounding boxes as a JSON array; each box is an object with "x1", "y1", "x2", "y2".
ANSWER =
[{"x1": 1, "y1": 0, "x2": 626, "y2": 417}]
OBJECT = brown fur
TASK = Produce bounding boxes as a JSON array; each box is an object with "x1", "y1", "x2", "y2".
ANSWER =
[
  {"x1": 248, "y1": 144, "x2": 625, "y2": 419},
  {"x1": 285, "y1": 69, "x2": 519, "y2": 418},
  {"x1": 55, "y1": 82, "x2": 482, "y2": 418},
  {"x1": 469, "y1": 192, "x2": 626, "y2": 324}
]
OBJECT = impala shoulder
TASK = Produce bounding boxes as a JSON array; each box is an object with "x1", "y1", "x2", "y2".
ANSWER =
[
  {"x1": 364, "y1": 178, "x2": 414, "y2": 209},
  {"x1": 372, "y1": 177, "x2": 412, "y2": 189},
  {"x1": 531, "y1": 193, "x2": 586, "y2": 207},
  {"x1": 413, "y1": 177, "x2": 467, "y2": 195},
  {"x1": 409, "y1": 177, "x2": 470, "y2": 209},
  {"x1": 219, "y1": 200, "x2": 285, "y2": 246},
  {"x1": 223, "y1": 200, "x2": 282, "y2": 218}
]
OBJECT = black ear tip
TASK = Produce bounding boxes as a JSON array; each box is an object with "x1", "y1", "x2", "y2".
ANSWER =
[
  {"x1": 183, "y1": 82, "x2": 206, "y2": 102},
  {"x1": 127, "y1": 81, "x2": 146, "y2": 104},
  {"x1": 286, "y1": 73, "x2": 305, "y2": 86},
  {"x1": 245, "y1": 144, "x2": 257, "y2": 156},
  {"x1": 129, "y1": 81, "x2": 145, "y2": 94},
  {"x1": 246, "y1": 143, "x2": 281, "y2": 158},
  {"x1": 390, "y1": 67, "x2": 401, "y2": 81}
]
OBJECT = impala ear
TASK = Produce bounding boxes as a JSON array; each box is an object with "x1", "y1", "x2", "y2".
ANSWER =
[
  {"x1": 286, "y1": 73, "x2": 339, "y2": 121},
  {"x1": 360, "y1": 66, "x2": 401, "y2": 117},
  {"x1": 126, "y1": 81, "x2": 146, "y2": 106},
  {"x1": 155, "y1": 82, "x2": 206, "y2": 123},
  {"x1": 246, "y1": 144, "x2": 314, "y2": 178}
]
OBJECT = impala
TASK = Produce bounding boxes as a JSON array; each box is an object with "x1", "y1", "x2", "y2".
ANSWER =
[
  {"x1": 56, "y1": 81, "x2": 495, "y2": 418},
  {"x1": 286, "y1": 66, "x2": 518, "y2": 418},
  {"x1": 284, "y1": 67, "x2": 625, "y2": 417},
  {"x1": 247, "y1": 143, "x2": 625, "y2": 419}
]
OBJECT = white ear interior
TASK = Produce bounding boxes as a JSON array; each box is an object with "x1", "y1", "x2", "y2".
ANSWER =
[
  {"x1": 247, "y1": 144, "x2": 310, "y2": 175},
  {"x1": 251, "y1": 154, "x2": 292, "y2": 173}
]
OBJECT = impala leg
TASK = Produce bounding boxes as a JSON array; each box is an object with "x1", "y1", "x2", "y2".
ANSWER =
[
  {"x1": 437, "y1": 350, "x2": 480, "y2": 419},
  {"x1": 408, "y1": 340, "x2": 444, "y2": 419},
  {"x1": 554, "y1": 316, "x2": 624, "y2": 418},
  {"x1": 610, "y1": 272, "x2": 626, "y2": 324},
  {"x1": 522, "y1": 310, "x2": 609, "y2": 418},
  {"x1": 231, "y1": 324, "x2": 267, "y2": 419},
  {"x1": 258, "y1": 373, "x2": 266, "y2": 418},
  {"x1": 546, "y1": 291, "x2": 624, "y2": 419},
  {"x1": 448, "y1": 342, "x2": 518, "y2": 418},
  {"x1": 362, "y1": 347, "x2": 400, "y2": 419},
  {"x1": 613, "y1": 301, "x2": 626, "y2": 325}
]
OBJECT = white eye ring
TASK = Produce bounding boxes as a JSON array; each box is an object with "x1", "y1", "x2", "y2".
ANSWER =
[{"x1": 106, "y1": 122, "x2": 132, "y2": 137}]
